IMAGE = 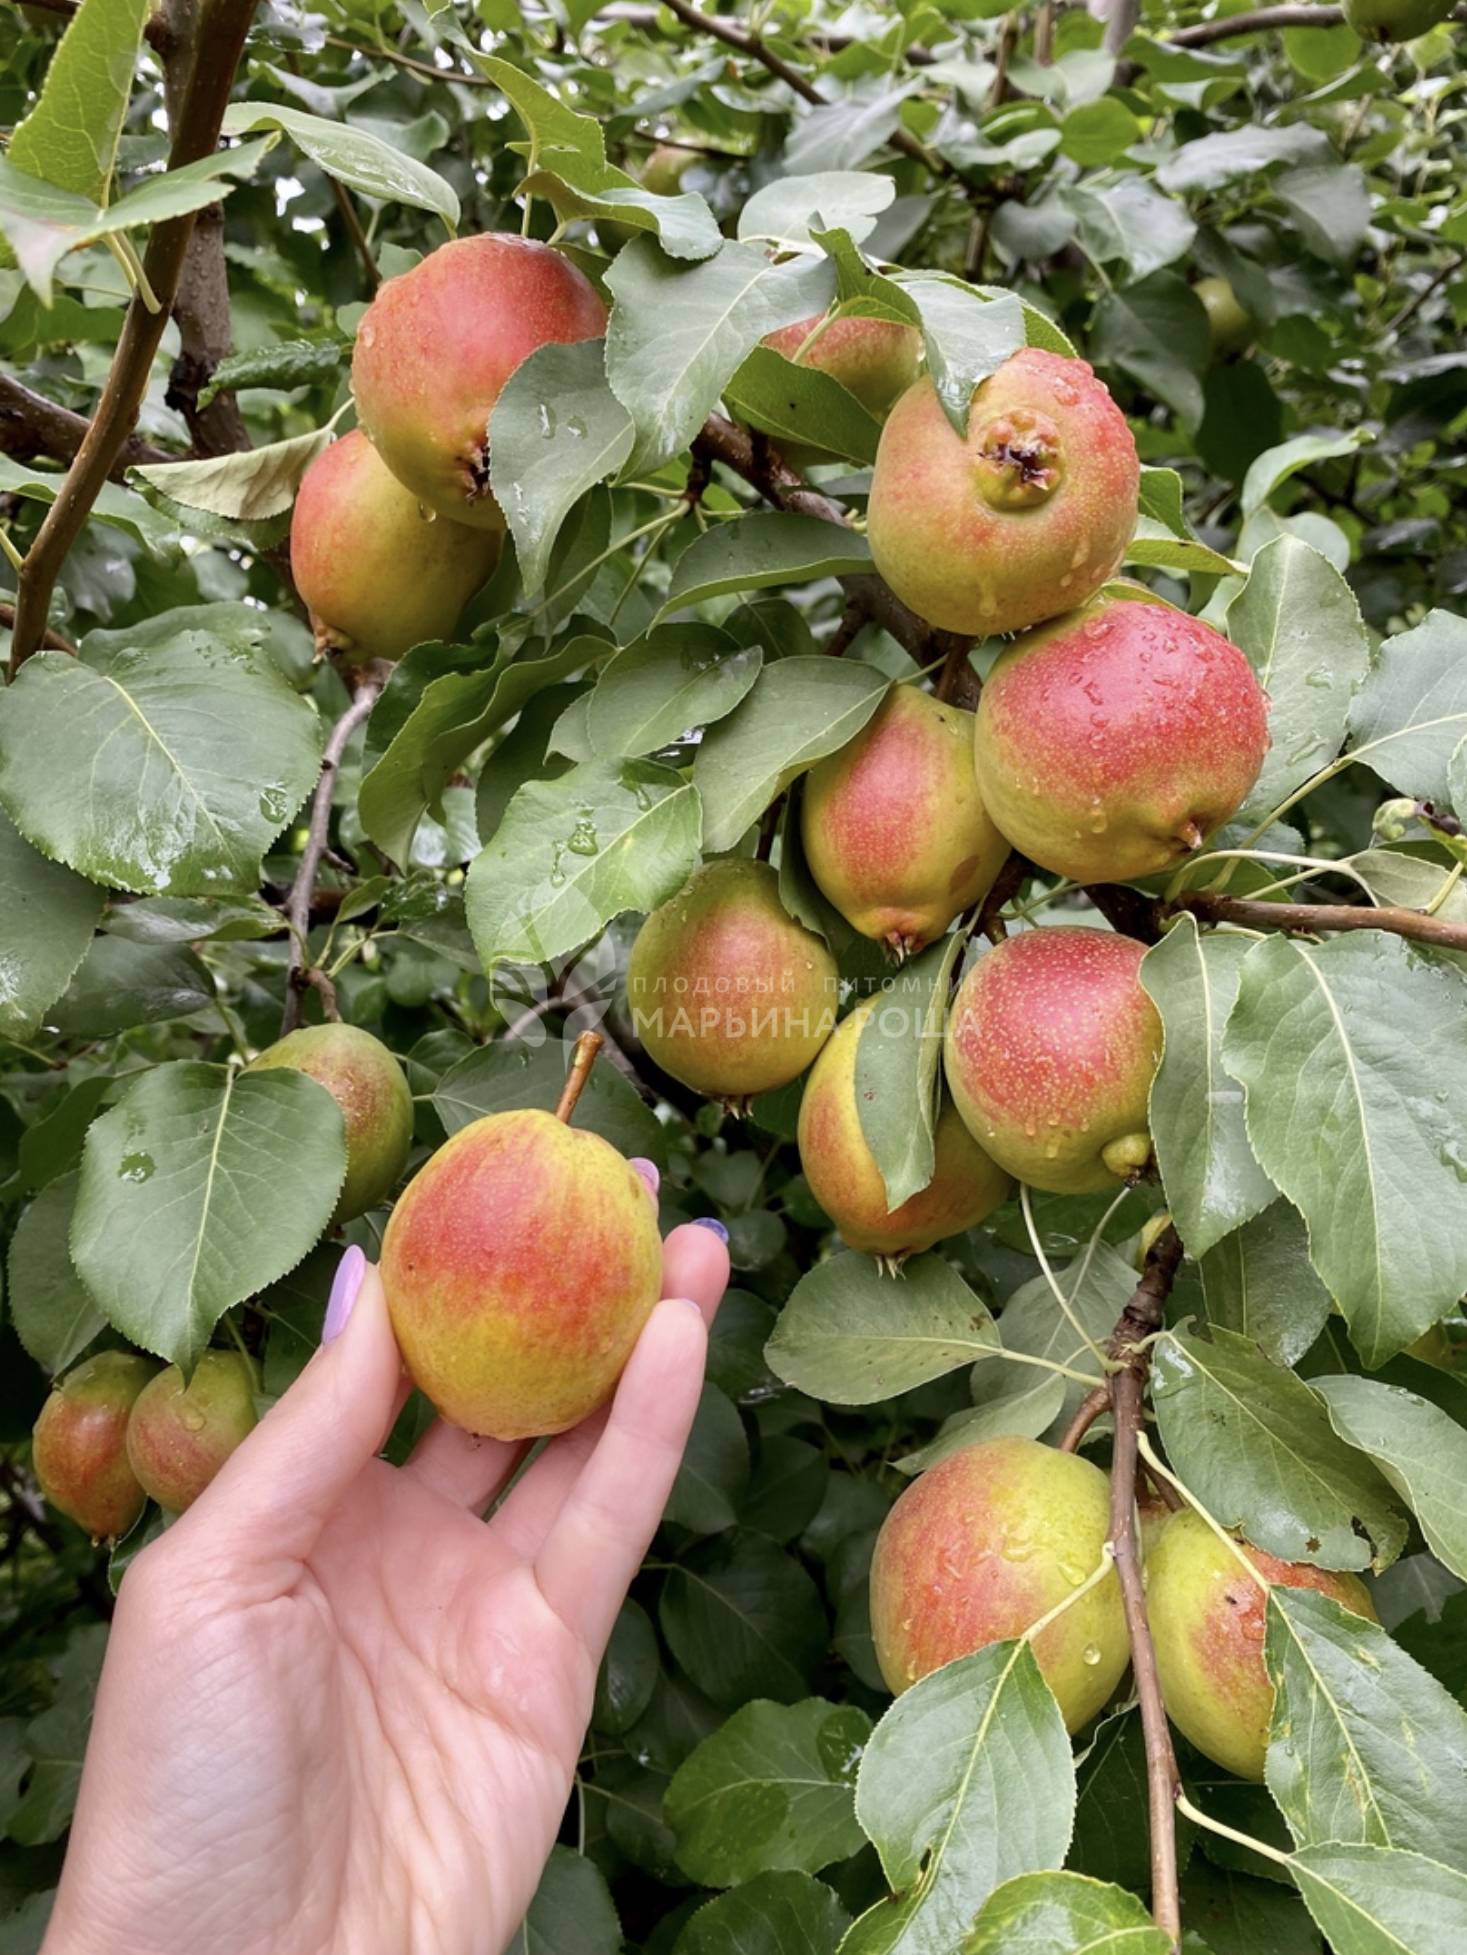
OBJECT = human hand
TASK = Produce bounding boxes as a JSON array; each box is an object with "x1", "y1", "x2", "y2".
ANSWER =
[{"x1": 43, "y1": 1187, "x2": 729, "y2": 1955}]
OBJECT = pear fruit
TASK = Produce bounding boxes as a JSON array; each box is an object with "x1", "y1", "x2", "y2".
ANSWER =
[
  {"x1": 870, "y1": 1436, "x2": 1129, "y2": 1731},
  {"x1": 247, "y1": 1024, "x2": 413, "y2": 1223},
  {"x1": 974, "y1": 595, "x2": 1270, "y2": 885},
  {"x1": 801, "y1": 686, "x2": 1010, "y2": 957},
  {"x1": 380, "y1": 1091, "x2": 662, "y2": 1441},
  {"x1": 125, "y1": 1351, "x2": 259, "y2": 1513},
  {"x1": 32, "y1": 1351, "x2": 160, "y2": 1541},
  {"x1": 1195, "y1": 276, "x2": 1254, "y2": 357},
  {"x1": 797, "y1": 997, "x2": 1012, "y2": 1260},
  {"x1": 944, "y1": 928, "x2": 1162, "y2": 1195},
  {"x1": 867, "y1": 349, "x2": 1139, "y2": 638},
  {"x1": 1147, "y1": 1510, "x2": 1375, "y2": 1779},
  {"x1": 291, "y1": 431, "x2": 500, "y2": 664},
  {"x1": 351, "y1": 234, "x2": 607, "y2": 530},
  {"x1": 759, "y1": 314, "x2": 923, "y2": 467},
  {"x1": 626, "y1": 859, "x2": 838, "y2": 1102}
]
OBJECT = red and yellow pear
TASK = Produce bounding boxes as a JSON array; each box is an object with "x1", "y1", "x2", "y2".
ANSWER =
[
  {"x1": 246, "y1": 1023, "x2": 414, "y2": 1224},
  {"x1": 32, "y1": 1351, "x2": 160, "y2": 1541},
  {"x1": 797, "y1": 997, "x2": 1012, "y2": 1260},
  {"x1": 869, "y1": 1436, "x2": 1129, "y2": 1731},
  {"x1": 351, "y1": 234, "x2": 607, "y2": 530},
  {"x1": 291, "y1": 431, "x2": 500, "y2": 663},
  {"x1": 626, "y1": 859, "x2": 837, "y2": 1102},
  {"x1": 760, "y1": 314, "x2": 924, "y2": 465},
  {"x1": 125, "y1": 1351, "x2": 259, "y2": 1514},
  {"x1": 1147, "y1": 1510, "x2": 1376, "y2": 1780},
  {"x1": 801, "y1": 686, "x2": 1010, "y2": 958},
  {"x1": 944, "y1": 928, "x2": 1162, "y2": 1195},
  {"x1": 974, "y1": 595, "x2": 1271, "y2": 885},
  {"x1": 867, "y1": 348, "x2": 1139, "y2": 638},
  {"x1": 380, "y1": 1038, "x2": 662, "y2": 1440}
]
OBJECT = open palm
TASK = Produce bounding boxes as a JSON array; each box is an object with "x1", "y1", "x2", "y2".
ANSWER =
[{"x1": 44, "y1": 1221, "x2": 729, "y2": 1955}]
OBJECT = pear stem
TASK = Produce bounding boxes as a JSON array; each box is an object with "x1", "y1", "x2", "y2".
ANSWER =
[{"x1": 556, "y1": 1032, "x2": 604, "y2": 1123}]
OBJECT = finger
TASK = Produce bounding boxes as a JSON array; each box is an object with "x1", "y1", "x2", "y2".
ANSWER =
[
  {"x1": 180, "y1": 1248, "x2": 401, "y2": 1578},
  {"x1": 400, "y1": 1419, "x2": 527, "y2": 1511},
  {"x1": 490, "y1": 1219, "x2": 731, "y2": 1552},
  {"x1": 535, "y1": 1297, "x2": 708, "y2": 1651}
]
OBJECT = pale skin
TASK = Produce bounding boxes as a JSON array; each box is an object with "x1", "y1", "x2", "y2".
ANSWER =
[{"x1": 42, "y1": 1199, "x2": 730, "y2": 1955}]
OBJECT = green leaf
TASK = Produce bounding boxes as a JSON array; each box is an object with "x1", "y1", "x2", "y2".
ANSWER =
[
  {"x1": 1156, "y1": 125, "x2": 1332, "y2": 194},
  {"x1": 1091, "y1": 272, "x2": 1211, "y2": 426},
  {"x1": 7, "y1": 1173, "x2": 105, "y2": 1375},
  {"x1": 1150, "y1": 1325, "x2": 1407, "y2": 1571},
  {"x1": 1060, "y1": 98, "x2": 1142, "y2": 167},
  {"x1": 476, "y1": 53, "x2": 604, "y2": 164},
  {"x1": 197, "y1": 337, "x2": 347, "y2": 409},
  {"x1": 766, "y1": 1250, "x2": 1000, "y2": 1405},
  {"x1": 1314, "y1": 1376, "x2": 1467, "y2": 1582},
  {"x1": 605, "y1": 237, "x2": 834, "y2": 473},
  {"x1": 430, "y1": 1034, "x2": 666, "y2": 1166},
  {"x1": 672, "y1": 1872, "x2": 851, "y2": 1955},
  {"x1": 1274, "y1": 163, "x2": 1370, "y2": 267},
  {"x1": 739, "y1": 171, "x2": 896, "y2": 248},
  {"x1": 1124, "y1": 523, "x2": 1242, "y2": 578},
  {"x1": 49, "y1": 934, "x2": 212, "y2": 1037},
  {"x1": 783, "y1": 85, "x2": 918, "y2": 176},
  {"x1": 855, "y1": 938, "x2": 964, "y2": 1209},
  {"x1": 8, "y1": 1625, "x2": 106, "y2": 1845},
  {"x1": 1289, "y1": 1842, "x2": 1467, "y2": 1955},
  {"x1": 656, "y1": 513, "x2": 874, "y2": 624},
  {"x1": 587, "y1": 624, "x2": 761, "y2": 760},
  {"x1": 692, "y1": 656, "x2": 887, "y2": 853},
  {"x1": 0, "y1": 806, "x2": 105, "y2": 1041},
  {"x1": 665, "y1": 1383, "x2": 751, "y2": 1535},
  {"x1": 0, "y1": 634, "x2": 322, "y2": 897},
  {"x1": 894, "y1": 277, "x2": 1027, "y2": 434},
  {"x1": 660, "y1": 1532, "x2": 828, "y2": 1707},
  {"x1": 964, "y1": 1870, "x2": 1171, "y2": 1955},
  {"x1": 592, "y1": 1599, "x2": 659, "y2": 1736},
  {"x1": 846, "y1": 1642, "x2": 1075, "y2": 1952},
  {"x1": 488, "y1": 339, "x2": 633, "y2": 596},
  {"x1": 1222, "y1": 932, "x2": 1467, "y2": 1365},
  {"x1": 130, "y1": 427, "x2": 330, "y2": 523},
  {"x1": 1227, "y1": 536, "x2": 1372, "y2": 821},
  {"x1": 1348, "y1": 610, "x2": 1467, "y2": 804},
  {"x1": 510, "y1": 1845, "x2": 621, "y2": 1955},
  {"x1": 7, "y1": 0, "x2": 155, "y2": 201},
  {"x1": 70, "y1": 1063, "x2": 348, "y2": 1370},
  {"x1": 722, "y1": 345, "x2": 884, "y2": 465},
  {"x1": 1241, "y1": 431, "x2": 1370, "y2": 519},
  {"x1": 464, "y1": 757, "x2": 701, "y2": 968},
  {"x1": 1197, "y1": 1200, "x2": 1334, "y2": 1367},
  {"x1": 221, "y1": 103, "x2": 459, "y2": 228},
  {"x1": 521, "y1": 156, "x2": 721, "y2": 261},
  {"x1": 1266, "y1": 1589, "x2": 1467, "y2": 1869},
  {"x1": 1142, "y1": 917, "x2": 1276, "y2": 1259},
  {"x1": 665, "y1": 1697, "x2": 870, "y2": 1887}
]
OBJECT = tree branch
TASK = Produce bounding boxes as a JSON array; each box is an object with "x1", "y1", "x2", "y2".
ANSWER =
[
  {"x1": 7, "y1": 0, "x2": 262, "y2": 675},
  {"x1": 1107, "y1": 1223, "x2": 1185, "y2": 1951},
  {"x1": 1058, "y1": 1382, "x2": 1111, "y2": 1453},
  {"x1": 1173, "y1": 887, "x2": 1467, "y2": 954},
  {"x1": 281, "y1": 678, "x2": 382, "y2": 1033},
  {"x1": 0, "y1": 373, "x2": 175, "y2": 475},
  {"x1": 1167, "y1": 3, "x2": 1342, "y2": 43},
  {"x1": 1085, "y1": 882, "x2": 1165, "y2": 944},
  {"x1": 0, "y1": 602, "x2": 75, "y2": 653}
]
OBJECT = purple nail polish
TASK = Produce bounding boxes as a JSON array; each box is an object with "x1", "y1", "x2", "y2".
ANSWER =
[
  {"x1": 631, "y1": 1157, "x2": 660, "y2": 1198},
  {"x1": 693, "y1": 1216, "x2": 729, "y2": 1243},
  {"x1": 323, "y1": 1245, "x2": 366, "y2": 1344}
]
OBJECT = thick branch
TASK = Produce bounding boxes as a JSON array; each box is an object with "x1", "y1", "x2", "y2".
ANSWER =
[
  {"x1": 1175, "y1": 887, "x2": 1467, "y2": 954},
  {"x1": 1108, "y1": 1224, "x2": 1185, "y2": 1950},
  {"x1": 1168, "y1": 3, "x2": 1342, "y2": 43},
  {"x1": 281, "y1": 678, "x2": 382, "y2": 1033},
  {"x1": 0, "y1": 373, "x2": 175, "y2": 475},
  {"x1": 8, "y1": 0, "x2": 261, "y2": 674},
  {"x1": 166, "y1": 208, "x2": 251, "y2": 456},
  {"x1": 1085, "y1": 882, "x2": 1164, "y2": 944}
]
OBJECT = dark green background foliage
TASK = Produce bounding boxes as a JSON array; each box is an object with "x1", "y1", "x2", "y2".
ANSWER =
[{"x1": 1, "y1": 0, "x2": 1466, "y2": 1950}]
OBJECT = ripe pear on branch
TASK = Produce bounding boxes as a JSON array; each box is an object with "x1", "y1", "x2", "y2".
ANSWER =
[
  {"x1": 800, "y1": 686, "x2": 1009, "y2": 959},
  {"x1": 944, "y1": 927, "x2": 1162, "y2": 1196},
  {"x1": 32, "y1": 1352, "x2": 160, "y2": 1542},
  {"x1": 626, "y1": 858, "x2": 838, "y2": 1104},
  {"x1": 247, "y1": 1023, "x2": 414, "y2": 1224},
  {"x1": 125, "y1": 1351, "x2": 258, "y2": 1514},
  {"x1": 797, "y1": 996, "x2": 1011, "y2": 1261},
  {"x1": 867, "y1": 348, "x2": 1140, "y2": 638}
]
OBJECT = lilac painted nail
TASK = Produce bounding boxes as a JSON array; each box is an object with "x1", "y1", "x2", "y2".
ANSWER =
[
  {"x1": 692, "y1": 1216, "x2": 729, "y2": 1243},
  {"x1": 323, "y1": 1245, "x2": 366, "y2": 1344},
  {"x1": 631, "y1": 1157, "x2": 660, "y2": 1198}
]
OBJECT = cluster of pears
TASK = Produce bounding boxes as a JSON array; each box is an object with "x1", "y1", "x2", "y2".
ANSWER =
[{"x1": 868, "y1": 1433, "x2": 1372, "y2": 1777}]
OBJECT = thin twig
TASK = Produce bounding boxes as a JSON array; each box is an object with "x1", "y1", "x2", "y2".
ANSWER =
[
  {"x1": 1107, "y1": 1223, "x2": 1185, "y2": 1950},
  {"x1": 282, "y1": 679, "x2": 382, "y2": 1034},
  {"x1": 1174, "y1": 887, "x2": 1467, "y2": 954},
  {"x1": 0, "y1": 603, "x2": 75, "y2": 653},
  {"x1": 976, "y1": 850, "x2": 1029, "y2": 944},
  {"x1": 934, "y1": 631, "x2": 979, "y2": 707},
  {"x1": 329, "y1": 177, "x2": 382, "y2": 292},
  {"x1": 1059, "y1": 1382, "x2": 1111, "y2": 1453},
  {"x1": 823, "y1": 599, "x2": 866, "y2": 659},
  {"x1": 0, "y1": 373, "x2": 176, "y2": 475},
  {"x1": 324, "y1": 32, "x2": 499, "y2": 85},
  {"x1": 1169, "y1": 2, "x2": 1343, "y2": 42}
]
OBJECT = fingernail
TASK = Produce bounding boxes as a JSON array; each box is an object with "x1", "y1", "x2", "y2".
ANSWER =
[
  {"x1": 692, "y1": 1216, "x2": 729, "y2": 1243},
  {"x1": 323, "y1": 1245, "x2": 366, "y2": 1344},
  {"x1": 631, "y1": 1157, "x2": 660, "y2": 1198}
]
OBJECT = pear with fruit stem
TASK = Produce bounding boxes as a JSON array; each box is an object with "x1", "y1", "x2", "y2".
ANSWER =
[
  {"x1": 797, "y1": 996, "x2": 1012, "y2": 1261},
  {"x1": 351, "y1": 234, "x2": 607, "y2": 530},
  {"x1": 125, "y1": 1351, "x2": 259, "y2": 1514},
  {"x1": 801, "y1": 685, "x2": 1009, "y2": 958},
  {"x1": 32, "y1": 1351, "x2": 160, "y2": 1541},
  {"x1": 1147, "y1": 1509, "x2": 1375, "y2": 1779},
  {"x1": 626, "y1": 859, "x2": 837, "y2": 1104},
  {"x1": 870, "y1": 1435, "x2": 1129, "y2": 1731},
  {"x1": 248, "y1": 1023, "x2": 413, "y2": 1224},
  {"x1": 380, "y1": 1035, "x2": 663, "y2": 1440},
  {"x1": 944, "y1": 928, "x2": 1162, "y2": 1196},
  {"x1": 867, "y1": 348, "x2": 1139, "y2": 638}
]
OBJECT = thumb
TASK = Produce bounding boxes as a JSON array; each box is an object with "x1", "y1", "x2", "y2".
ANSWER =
[{"x1": 184, "y1": 1247, "x2": 402, "y2": 1579}]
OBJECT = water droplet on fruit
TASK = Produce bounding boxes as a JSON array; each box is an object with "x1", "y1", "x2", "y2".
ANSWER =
[
  {"x1": 1082, "y1": 1643, "x2": 1102, "y2": 1666},
  {"x1": 359, "y1": 324, "x2": 376, "y2": 349},
  {"x1": 182, "y1": 1409, "x2": 207, "y2": 1434}
]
